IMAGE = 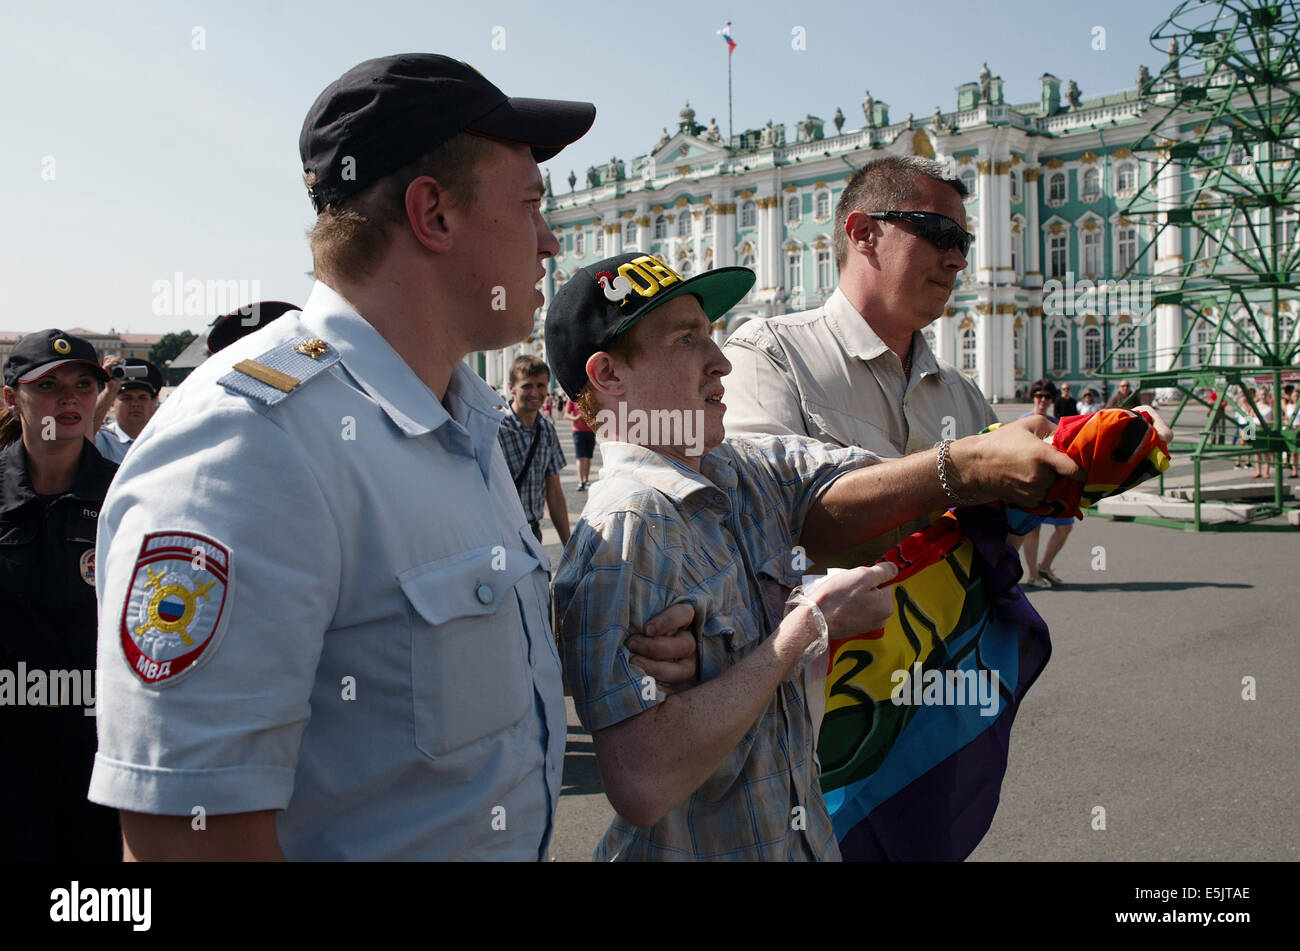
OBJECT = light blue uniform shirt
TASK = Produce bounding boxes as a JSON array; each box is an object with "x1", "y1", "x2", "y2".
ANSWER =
[
  {"x1": 89, "y1": 281, "x2": 566, "y2": 860},
  {"x1": 94, "y1": 421, "x2": 132, "y2": 464}
]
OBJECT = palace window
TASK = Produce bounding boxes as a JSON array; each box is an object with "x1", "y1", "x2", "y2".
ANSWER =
[
  {"x1": 961, "y1": 169, "x2": 977, "y2": 199},
  {"x1": 815, "y1": 190, "x2": 831, "y2": 220},
  {"x1": 1115, "y1": 323, "x2": 1138, "y2": 371},
  {"x1": 1010, "y1": 171, "x2": 1021, "y2": 202},
  {"x1": 594, "y1": 228, "x2": 604, "y2": 254},
  {"x1": 816, "y1": 248, "x2": 833, "y2": 290},
  {"x1": 624, "y1": 219, "x2": 637, "y2": 247},
  {"x1": 1083, "y1": 326, "x2": 1101, "y2": 370},
  {"x1": 654, "y1": 214, "x2": 667, "y2": 240},
  {"x1": 703, "y1": 206, "x2": 714, "y2": 233},
  {"x1": 1048, "y1": 172, "x2": 1066, "y2": 203},
  {"x1": 1082, "y1": 228, "x2": 1102, "y2": 276},
  {"x1": 677, "y1": 211, "x2": 691, "y2": 238},
  {"x1": 960, "y1": 327, "x2": 977, "y2": 371},
  {"x1": 1195, "y1": 319, "x2": 1213, "y2": 364},
  {"x1": 1051, "y1": 329, "x2": 1069, "y2": 371},
  {"x1": 786, "y1": 195, "x2": 800, "y2": 224},
  {"x1": 741, "y1": 200, "x2": 756, "y2": 228},
  {"x1": 786, "y1": 250, "x2": 803, "y2": 295},
  {"x1": 574, "y1": 230, "x2": 585, "y2": 257},
  {"x1": 1048, "y1": 233, "x2": 1068, "y2": 278},
  {"x1": 1116, "y1": 162, "x2": 1136, "y2": 194},
  {"x1": 1117, "y1": 226, "x2": 1138, "y2": 273},
  {"x1": 1011, "y1": 228, "x2": 1023, "y2": 277},
  {"x1": 1081, "y1": 167, "x2": 1101, "y2": 202}
]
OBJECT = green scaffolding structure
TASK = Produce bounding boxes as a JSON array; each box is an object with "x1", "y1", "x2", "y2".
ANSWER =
[{"x1": 1097, "y1": 0, "x2": 1299, "y2": 530}]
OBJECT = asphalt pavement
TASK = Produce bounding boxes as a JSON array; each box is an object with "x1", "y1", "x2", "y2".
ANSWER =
[{"x1": 537, "y1": 404, "x2": 1299, "y2": 862}]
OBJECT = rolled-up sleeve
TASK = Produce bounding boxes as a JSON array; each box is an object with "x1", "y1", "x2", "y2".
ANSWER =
[
  {"x1": 730, "y1": 435, "x2": 877, "y2": 544},
  {"x1": 555, "y1": 510, "x2": 693, "y2": 734}
]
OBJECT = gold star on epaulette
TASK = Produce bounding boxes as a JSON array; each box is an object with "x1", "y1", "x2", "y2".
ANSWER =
[{"x1": 294, "y1": 338, "x2": 330, "y2": 359}]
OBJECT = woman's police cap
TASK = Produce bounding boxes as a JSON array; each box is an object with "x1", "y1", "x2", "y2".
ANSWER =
[
  {"x1": 3, "y1": 329, "x2": 110, "y2": 387},
  {"x1": 300, "y1": 53, "x2": 596, "y2": 212},
  {"x1": 543, "y1": 253, "x2": 755, "y2": 401}
]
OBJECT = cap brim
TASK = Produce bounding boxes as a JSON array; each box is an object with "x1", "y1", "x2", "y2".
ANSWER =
[
  {"x1": 119, "y1": 380, "x2": 159, "y2": 395},
  {"x1": 612, "y1": 266, "x2": 756, "y2": 339},
  {"x1": 466, "y1": 97, "x2": 596, "y2": 162},
  {"x1": 17, "y1": 359, "x2": 110, "y2": 385}
]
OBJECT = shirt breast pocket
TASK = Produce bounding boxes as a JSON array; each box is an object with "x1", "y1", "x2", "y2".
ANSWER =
[
  {"x1": 804, "y1": 398, "x2": 891, "y2": 452},
  {"x1": 398, "y1": 545, "x2": 538, "y2": 758}
]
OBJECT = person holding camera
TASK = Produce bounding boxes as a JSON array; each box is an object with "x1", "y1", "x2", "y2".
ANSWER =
[{"x1": 93, "y1": 357, "x2": 163, "y2": 464}]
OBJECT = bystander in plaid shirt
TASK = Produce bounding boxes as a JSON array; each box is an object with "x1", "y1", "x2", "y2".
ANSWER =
[
  {"x1": 497, "y1": 408, "x2": 566, "y2": 523},
  {"x1": 552, "y1": 434, "x2": 875, "y2": 861}
]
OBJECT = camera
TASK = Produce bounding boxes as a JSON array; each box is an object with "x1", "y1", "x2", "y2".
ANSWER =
[{"x1": 111, "y1": 364, "x2": 149, "y2": 380}]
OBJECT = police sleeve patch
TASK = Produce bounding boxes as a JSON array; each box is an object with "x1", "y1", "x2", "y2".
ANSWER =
[{"x1": 120, "y1": 531, "x2": 232, "y2": 688}]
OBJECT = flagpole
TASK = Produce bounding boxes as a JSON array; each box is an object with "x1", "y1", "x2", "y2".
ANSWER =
[{"x1": 727, "y1": 50, "x2": 733, "y2": 148}]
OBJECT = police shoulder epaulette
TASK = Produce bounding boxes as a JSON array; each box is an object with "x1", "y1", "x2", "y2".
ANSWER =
[{"x1": 218, "y1": 337, "x2": 340, "y2": 406}]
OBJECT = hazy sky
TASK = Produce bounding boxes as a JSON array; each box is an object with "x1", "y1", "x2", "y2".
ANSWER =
[{"x1": 1, "y1": 0, "x2": 1182, "y2": 336}]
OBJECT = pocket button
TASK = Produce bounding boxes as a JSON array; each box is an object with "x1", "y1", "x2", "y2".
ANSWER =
[{"x1": 475, "y1": 582, "x2": 493, "y2": 605}]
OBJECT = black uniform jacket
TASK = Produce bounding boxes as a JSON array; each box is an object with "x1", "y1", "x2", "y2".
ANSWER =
[
  {"x1": 0, "y1": 437, "x2": 117, "y2": 673},
  {"x1": 0, "y1": 437, "x2": 120, "y2": 860}
]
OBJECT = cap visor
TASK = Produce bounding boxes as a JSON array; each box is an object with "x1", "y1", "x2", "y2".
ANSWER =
[
  {"x1": 467, "y1": 97, "x2": 596, "y2": 161},
  {"x1": 612, "y1": 267, "x2": 756, "y2": 338},
  {"x1": 18, "y1": 359, "x2": 110, "y2": 384}
]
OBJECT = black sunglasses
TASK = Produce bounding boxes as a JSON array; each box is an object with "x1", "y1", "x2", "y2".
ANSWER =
[{"x1": 867, "y1": 211, "x2": 974, "y2": 257}]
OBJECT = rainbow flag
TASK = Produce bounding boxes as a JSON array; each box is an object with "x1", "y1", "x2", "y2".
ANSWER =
[{"x1": 820, "y1": 409, "x2": 1170, "y2": 860}]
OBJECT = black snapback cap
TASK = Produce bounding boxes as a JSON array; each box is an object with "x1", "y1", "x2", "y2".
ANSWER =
[
  {"x1": 116, "y1": 358, "x2": 164, "y2": 395},
  {"x1": 3, "y1": 329, "x2": 109, "y2": 388},
  {"x1": 207, "y1": 301, "x2": 300, "y2": 355},
  {"x1": 544, "y1": 253, "x2": 755, "y2": 400},
  {"x1": 300, "y1": 53, "x2": 596, "y2": 212}
]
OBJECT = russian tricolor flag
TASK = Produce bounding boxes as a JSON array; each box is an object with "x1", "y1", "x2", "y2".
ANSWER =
[{"x1": 717, "y1": 22, "x2": 736, "y2": 54}]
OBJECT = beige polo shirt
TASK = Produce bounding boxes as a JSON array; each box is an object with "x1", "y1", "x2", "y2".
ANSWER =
[{"x1": 722, "y1": 287, "x2": 997, "y2": 561}]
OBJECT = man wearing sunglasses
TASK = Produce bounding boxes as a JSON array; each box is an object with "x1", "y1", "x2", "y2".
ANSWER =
[
  {"x1": 721, "y1": 155, "x2": 1073, "y2": 861},
  {"x1": 723, "y1": 155, "x2": 1032, "y2": 562}
]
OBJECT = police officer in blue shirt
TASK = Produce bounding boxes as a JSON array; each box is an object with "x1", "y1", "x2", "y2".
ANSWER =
[
  {"x1": 93, "y1": 358, "x2": 163, "y2": 464},
  {"x1": 89, "y1": 54, "x2": 697, "y2": 860}
]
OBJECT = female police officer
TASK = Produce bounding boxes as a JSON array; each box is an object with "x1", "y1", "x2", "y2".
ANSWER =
[{"x1": 1, "y1": 329, "x2": 120, "y2": 860}]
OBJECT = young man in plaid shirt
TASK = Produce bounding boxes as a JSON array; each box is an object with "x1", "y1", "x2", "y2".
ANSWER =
[
  {"x1": 545, "y1": 252, "x2": 1082, "y2": 861},
  {"x1": 498, "y1": 355, "x2": 570, "y2": 544}
]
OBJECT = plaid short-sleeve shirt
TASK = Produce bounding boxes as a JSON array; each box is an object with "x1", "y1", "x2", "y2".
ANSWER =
[
  {"x1": 552, "y1": 435, "x2": 875, "y2": 861},
  {"x1": 497, "y1": 409, "x2": 565, "y2": 523}
]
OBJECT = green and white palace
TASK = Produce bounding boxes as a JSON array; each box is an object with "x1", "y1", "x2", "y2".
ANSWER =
[{"x1": 470, "y1": 57, "x2": 1297, "y2": 402}]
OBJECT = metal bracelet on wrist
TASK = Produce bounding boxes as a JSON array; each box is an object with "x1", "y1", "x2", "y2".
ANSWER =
[{"x1": 937, "y1": 438, "x2": 972, "y2": 506}]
